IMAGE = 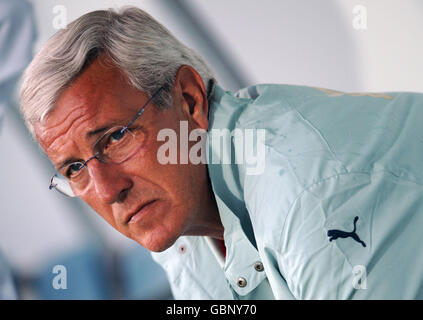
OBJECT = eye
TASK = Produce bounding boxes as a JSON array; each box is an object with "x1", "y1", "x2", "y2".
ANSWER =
[
  {"x1": 109, "y1": 128, "x2": 126, "y2": 143},
  {"x1": 102, "y1": 128, "x2": 130, "y2": 151},
  {"x1": 65, "y1": 162, "x2": 84, "y2": 179},
  {"x1": 95, "y1": 126, "x2": 137, "y2": 161}
]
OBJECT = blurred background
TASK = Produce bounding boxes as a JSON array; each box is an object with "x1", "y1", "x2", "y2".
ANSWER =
[{"x1": 0, "y1": 0, "x2": 422, "y2": 299}]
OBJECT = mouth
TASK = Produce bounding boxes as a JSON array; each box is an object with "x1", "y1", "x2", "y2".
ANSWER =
[{"x1": 126, "y1": 200, "x2": 157, "y2": 225}]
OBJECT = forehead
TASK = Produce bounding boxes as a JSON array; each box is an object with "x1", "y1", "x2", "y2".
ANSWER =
[
  {"x1": 35, "y1": 56, "x2": 145, "y2": 158},
  {"x1": 47, "y1": 57, "x2": 134, "y2": 126}
]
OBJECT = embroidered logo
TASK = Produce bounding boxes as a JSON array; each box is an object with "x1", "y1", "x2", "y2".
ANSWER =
[{"x1": 327, "y1": 216, "x2": 366, "y2": 247}]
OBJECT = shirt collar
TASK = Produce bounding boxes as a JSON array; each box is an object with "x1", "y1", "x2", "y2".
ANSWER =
[{"x1": 206, "y1": 83, "x2": 266, "y2": 296}]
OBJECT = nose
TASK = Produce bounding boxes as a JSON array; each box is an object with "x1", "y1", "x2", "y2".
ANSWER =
[{"x1": 86, "y1": 159, "x2": 132, "y2": 204}]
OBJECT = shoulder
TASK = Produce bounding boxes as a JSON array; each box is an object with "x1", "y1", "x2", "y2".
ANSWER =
[
  {"x1": 233, "y1": 85, "x2": 423, "y2": 298},
  {"x1": 234, "y1": 83, "x2": 324, "y2": 101},
  {"x1": 232, "y1": 83, "x2": 321, "y2": 126}
]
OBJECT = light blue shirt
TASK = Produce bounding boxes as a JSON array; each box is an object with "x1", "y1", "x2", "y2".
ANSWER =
[{"x1": 152, "y1": 83, "x2": 423, "y2": 299}]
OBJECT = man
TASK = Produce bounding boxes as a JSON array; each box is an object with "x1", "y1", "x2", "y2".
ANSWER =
[{"x1": 20, "y1": 7, "x2": 423, "y2": 299}]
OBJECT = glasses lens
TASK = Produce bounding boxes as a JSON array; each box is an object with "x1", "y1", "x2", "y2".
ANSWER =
[
  {"x1": 95, "y1": 126, "x2": 140, "y2": 163},
  {"x1": 53, "y1": 160, "x2": 90, "y2": 196},
  {"x1": 50, "y1": 174, "x2": 77, "y2": 197}
]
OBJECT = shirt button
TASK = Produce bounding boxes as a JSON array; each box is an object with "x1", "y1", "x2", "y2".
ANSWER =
[
  {"x1": 237, "y1": 277, "x2": 247, "y2": 288},
  {"x1": 178, "y1": 244, "x2": 187, "y2": 254},
  {"x1": 254, "y1": 261, "x2": 264, "y2": 272}
]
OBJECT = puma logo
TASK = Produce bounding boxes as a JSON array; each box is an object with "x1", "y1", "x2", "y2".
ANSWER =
[{"x1": 327, "y1": 216, "x2": 366, "y2": 247}]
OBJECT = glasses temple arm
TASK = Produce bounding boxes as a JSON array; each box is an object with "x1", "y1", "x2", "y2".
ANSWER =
[{"x1": 122, "y1": 86, "x2": 165, "y2": 131}]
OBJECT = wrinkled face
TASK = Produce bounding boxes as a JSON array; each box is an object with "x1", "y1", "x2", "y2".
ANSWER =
[{"x1": 35, "y1": 57, "x2": 219, "y2": 252}]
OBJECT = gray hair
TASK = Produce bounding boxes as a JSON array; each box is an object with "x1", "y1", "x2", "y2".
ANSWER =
[{"x1": 20, "y1": 6, "x2": 215, "y2": 136}]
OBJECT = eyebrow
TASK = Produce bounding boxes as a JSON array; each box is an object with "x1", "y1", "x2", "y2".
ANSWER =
[{"x1": 86, "y1": 124, "x2": 116, "y2": 139}]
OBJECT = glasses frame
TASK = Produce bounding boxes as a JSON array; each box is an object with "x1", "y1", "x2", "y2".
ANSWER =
[{"x1": 49, "y1": 85, "x2": 165, "y2": 197}]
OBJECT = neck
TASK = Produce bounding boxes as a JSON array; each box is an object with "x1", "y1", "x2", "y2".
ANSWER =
[
  {"x1": 183, "y1": 169, "x2": 224, "y2": 240},
  {"x1": 184, "y1": 194, "x2": 224, "y2": 240}
]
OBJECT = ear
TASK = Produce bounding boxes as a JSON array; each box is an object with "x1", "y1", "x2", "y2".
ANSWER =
[{"x1": 173, "y1": 65, "x2": 209, "y2": 130}]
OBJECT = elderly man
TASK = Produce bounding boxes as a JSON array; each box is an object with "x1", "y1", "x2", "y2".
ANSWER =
[{"x1": 20, "y1": 7, "x2": 423, "y2": 300}]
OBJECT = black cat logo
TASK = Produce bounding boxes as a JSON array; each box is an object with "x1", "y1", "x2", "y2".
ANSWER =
[{"x1": 327, "y1": 216, "x2": 366, "y2": 247}]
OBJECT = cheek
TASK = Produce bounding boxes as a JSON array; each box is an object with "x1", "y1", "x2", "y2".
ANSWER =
[
  {"x1": 130, "y1": 137, "x2": 200, "y2": 216},
  {"x1": 129, "y1": 126, "x2": 181, "y2": 187},
  {"x1": 136, "y1": 123, "x2": 205, "y2": 212},
  {"x1": 129, "y1": 200, "x2": 191, "y2": 251},
  {"x1": 81, "y1": 193, "x2": 118, "y2": 228}
]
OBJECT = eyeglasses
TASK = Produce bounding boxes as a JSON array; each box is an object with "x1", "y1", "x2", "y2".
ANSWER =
[{"x1": 49, "y1": 86, "x2": 165, "y2": 197}]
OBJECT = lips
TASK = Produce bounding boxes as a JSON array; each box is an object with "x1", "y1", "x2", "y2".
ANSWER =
[{"x1": 126, "y1": 200, "x2": 156, "y2": 224}]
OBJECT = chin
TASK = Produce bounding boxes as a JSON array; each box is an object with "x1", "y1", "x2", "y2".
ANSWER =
[
  {"x1": 142, "y1": 241, "x2": 173, "y2": 253},
  {"x1": 137, "y1": 235, "x2": 178, "y2": 253}
]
